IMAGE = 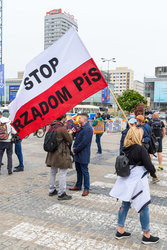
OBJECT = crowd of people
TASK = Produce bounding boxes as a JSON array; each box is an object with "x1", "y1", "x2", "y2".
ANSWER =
[{"x1": 0, "y1": 109, "x2": 165, "y2": 245}]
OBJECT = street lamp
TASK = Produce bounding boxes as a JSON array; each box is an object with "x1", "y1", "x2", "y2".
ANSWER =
[
  {"x1": 101, "y1": 58, "x2": 116, "y2": 84},
  {"x1": 101, "y1": 57, "x2": 116, "y2": 110}
]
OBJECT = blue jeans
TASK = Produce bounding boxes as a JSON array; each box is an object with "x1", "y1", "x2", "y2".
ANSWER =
[
  {"x1": 15, "y1": 141, "x2": 24, "y2": 169},
  {"x1": 95, "y1": 134, "x2": 102, "y2": 153},
  {"x1": 75, "y1": 162, "x2": 90, "y2": 190},
  {"x1": 118, "y1": 201, "x2": 150, "y2": 232}
]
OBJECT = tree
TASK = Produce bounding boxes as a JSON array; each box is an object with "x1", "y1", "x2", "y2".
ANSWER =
[
  {"x1": 116, "y1": 89, "x2": 147, "y2": 112},
  {"x1": 133, "y1": 102, "x2": 147, "y2": 116}
]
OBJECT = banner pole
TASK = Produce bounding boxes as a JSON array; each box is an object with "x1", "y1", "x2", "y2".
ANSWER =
[
  {"x1": 107, "y1": 86, "x2": 130, "y2": 127},
  {"x1": 107, "y1": 86, "x2": 142, "y2": 144},
  {"x1": 107, "y1": 85, "x2": 159, "y2": 180}
]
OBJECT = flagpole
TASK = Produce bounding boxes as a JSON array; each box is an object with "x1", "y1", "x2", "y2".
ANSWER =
[
  {"x1": 107, "y1": 86, "x2": 142, "y2": 144},
  {"x1": 107, "y1": 86, "x2": 130, "y2": 126},
  {"x1": 107, "y1": 85, "x2": 159, "y2": 180}
]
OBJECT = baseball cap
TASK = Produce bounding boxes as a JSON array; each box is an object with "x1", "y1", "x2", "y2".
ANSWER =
[
  {"x1": 136, "y1": 115, "x2": 144, "y2": 122},
  {"x1": 129, "y1": 118, "x2": 137, "y2": 124}
]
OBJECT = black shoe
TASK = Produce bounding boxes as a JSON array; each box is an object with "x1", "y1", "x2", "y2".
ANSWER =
[
  {"x1": 115, "y1": 231, "x2": 131, "y2": 239},
  {"x1": 1, "y1": 162, "x2": 4, "y2": 165},
  {"x1": 14, "y1": 165, "x2": 19, "y2": 169},
  {"x1": 13, "y1": 168, "x2": 24, "y2": 172},
  {"x1": 142, "y1": 235, "x2": 159, "y2": 244},
  {"x1": 8, "y1": 171, "x2": 12, "y2": 175},
  {"x1": 14, "y1": 165, "x2": 24, "y2": 169},
  {"x1": 58, "y1": 192, "x2": 72, "y2": 200},
  {"x1": 49, "y1": 189, "x2": 58, "y2": 196}
]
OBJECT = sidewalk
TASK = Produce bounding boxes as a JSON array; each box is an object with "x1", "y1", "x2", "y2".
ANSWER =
[{"x1": 0, "y1": 132, "x2": 166, "y2": 249}]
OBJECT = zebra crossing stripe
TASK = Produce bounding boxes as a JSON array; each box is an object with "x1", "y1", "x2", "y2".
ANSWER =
[{"x1": 2, "y1": 222, "x2": 129, "y2": 250}]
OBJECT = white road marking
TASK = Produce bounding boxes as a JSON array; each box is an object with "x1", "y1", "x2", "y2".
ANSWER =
[
  {"x1": 104, "y1": 173, "x2": 117, "y2": 179},
  {"x1": 44, "y1": 203, "x2": 167, "y2": 240},
  {"x1": 3, "y1": 222, "x2": 129, "y2": 250},
  {"x1": 91, "y1": 181, "x2": 114, "y2": 189}
]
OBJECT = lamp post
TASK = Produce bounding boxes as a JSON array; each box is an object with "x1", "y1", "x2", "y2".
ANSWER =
[
  {"x1": 101, "y1": 58, "x2": 116, "y2": 109},
  {"x1": 101, "y1": 58, "x2": 116, "y2": 85}
]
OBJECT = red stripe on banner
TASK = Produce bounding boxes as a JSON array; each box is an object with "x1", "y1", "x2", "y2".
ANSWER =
[{"x1": 11, "y1": 58, "x2": 108, "y2": 139}]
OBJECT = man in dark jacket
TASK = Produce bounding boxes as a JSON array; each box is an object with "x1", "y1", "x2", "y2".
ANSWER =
[
  {"x1": 69, "y1": 113, "x2": 93, "y2": 196},
  {"x1": 149, "y1": 112, "x2": 166, "y2": 171}
]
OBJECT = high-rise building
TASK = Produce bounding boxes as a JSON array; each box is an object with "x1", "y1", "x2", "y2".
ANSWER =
[
  {"x1": 44, "y1": 9, "x2": 78, "y2": 49},
  {"x1": 133, "y1": 80, "x2": 144, "y2": 96},
  {"x1": 110, "y1": 67, "x2": 134, "y2": 95}
]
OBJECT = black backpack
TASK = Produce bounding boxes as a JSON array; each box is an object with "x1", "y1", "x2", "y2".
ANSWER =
[
  {"x1": 11, "y1": 133, "x2": 20, "y2": 144},
  {"x1": 43, "y1": 130, "x2": 58, "y2": 152},
  {"x1": 115, "y1": 152, "x2": 130, "y2": 177},
  {"x1": 143, "y1": 125, "x2": 159, "y2": 155},
  {"x1": 150, "y1": 120, "x2": 162, "y2": 138}
]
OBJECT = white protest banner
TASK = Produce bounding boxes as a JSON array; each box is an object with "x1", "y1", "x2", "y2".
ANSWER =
[{"x1": 9, "y1": 27, "x2": 108, "y2": 139}]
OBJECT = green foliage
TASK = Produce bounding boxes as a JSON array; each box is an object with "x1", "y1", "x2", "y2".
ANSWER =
[{"x1": 117, "y1": 89, "x2": 147, "y2": 112}]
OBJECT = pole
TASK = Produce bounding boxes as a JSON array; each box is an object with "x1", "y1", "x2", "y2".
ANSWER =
[
  {"x1": 107, "y1": 85, "x2": 142, "y2": 144},
  {"x1": 107, "y1": 85, "x2": 159, "y2": 180}
]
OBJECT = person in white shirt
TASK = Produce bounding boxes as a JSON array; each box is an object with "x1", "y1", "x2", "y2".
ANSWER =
[{"x1": 0, "y1": 117, "x2": 16, "y2": 175}]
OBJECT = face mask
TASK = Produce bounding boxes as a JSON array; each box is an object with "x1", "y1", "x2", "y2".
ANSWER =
[{"x1": 129, "y1": 115, "x2": 135, "y2": 118}]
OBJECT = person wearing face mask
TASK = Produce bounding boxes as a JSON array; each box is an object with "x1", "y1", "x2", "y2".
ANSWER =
[{"x1": 126, "y1": 112, "x2": 136, "y2": 129}]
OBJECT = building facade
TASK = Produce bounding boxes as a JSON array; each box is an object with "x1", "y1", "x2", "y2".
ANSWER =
[
  {"x1": 110, "y1": 67, "x2": 134, "y2": 95},
  {"x1": 44, "y1": 9, "x2": 78, "y2": 49},
  {"x1": 5, "y1": 72, "x2": 22, "y2": 104},
  {"x1": 144, "y1": 66, "x2": 167, "y2": 110},
  {"x1": 82, "y1": 67, "x2": 134, "y2": 107},
  {"x1": 133, "y1": 80, "x2": 144, "y2": 96}
]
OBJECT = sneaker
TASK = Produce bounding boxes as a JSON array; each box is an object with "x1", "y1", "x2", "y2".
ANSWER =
[
  {"x1": 115, "y1": 231, "x2": 131, "y2": 239},
  {"x1": 152, "y1": 177, "x2": 160, "y2": 184},
  {"x1": 142, "y1": 235, "x2": 159, "y2": 244},
  {"x1": 49, "y1": 189, "x2": 58, "y2": 196},
  {"x1": 157, "y1": 165, "x2": 163, "y2": 171},
  {"x1": 8, "y1": 171, "x2": 12, "y2": 175},
  {"x1": 96, "y1": 152, "x2": 102, "y2": 155},
  {"x1": 58, "y1": 192, "x2": 72, "y2": 200}
]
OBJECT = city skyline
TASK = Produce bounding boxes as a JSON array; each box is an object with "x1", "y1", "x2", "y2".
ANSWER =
[{"x1": 3, "y1": 0, "x2": 167, "y2": 81}]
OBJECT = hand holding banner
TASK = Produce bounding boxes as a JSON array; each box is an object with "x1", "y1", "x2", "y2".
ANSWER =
[{"x1": 9, "y1": 27, "x2": 108, "y2": 139}]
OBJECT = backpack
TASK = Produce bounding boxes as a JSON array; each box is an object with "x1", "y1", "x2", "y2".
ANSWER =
[
  {"x1": 115, "y1": 152, "x2": 130, "y2": 177},
  {"x1": 143, "y1": 125, "x2": 159, "y2": 155},
  {"x1": 11, "y1": 134, "x2": 20, "y2": 144},
  {"x1": 150, "y1": 120, "x2": 162, "y2": 138},
  {"x1": 43, "y1": 130, "x2": 58, "y2": 152},
  {"x1": 0, "y1": 124, "x2": 9, "y2": 140}
]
